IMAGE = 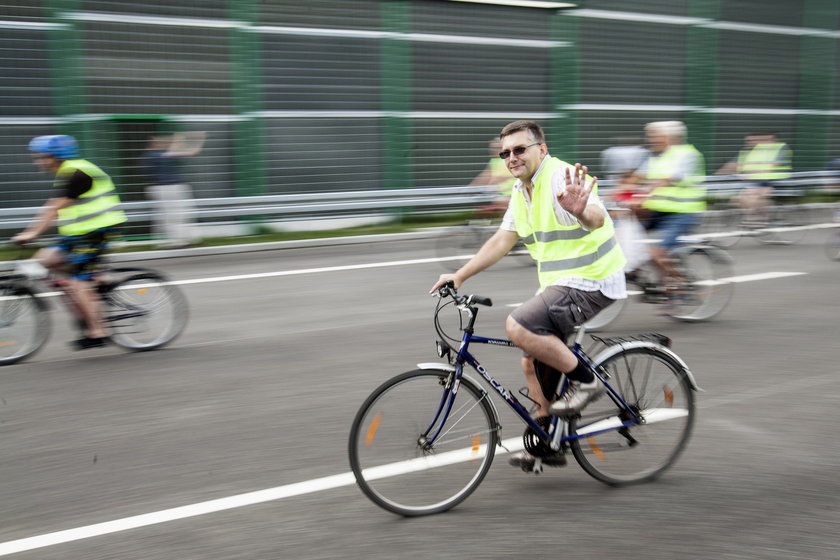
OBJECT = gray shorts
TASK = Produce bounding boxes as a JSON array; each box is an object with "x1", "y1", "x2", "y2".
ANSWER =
[{"x1": 509, "y1": 285, "x2": 616, "y2": 340}]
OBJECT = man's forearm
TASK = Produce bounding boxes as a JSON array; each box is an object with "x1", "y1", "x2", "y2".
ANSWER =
[
  {"x1": 577, "y1": 204, "x2": 606, "y2": 231},
  {"x1": 24, "y1": 203, "x2": 59, "y2": 237}
]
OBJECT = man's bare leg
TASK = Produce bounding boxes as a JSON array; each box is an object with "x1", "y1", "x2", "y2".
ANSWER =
[
  {"x1": 62, "y1": 279, "x2": 107, "y2": 339},
  {"x1": 507, "y1": 316, "x2": 578, "y2": 378}
]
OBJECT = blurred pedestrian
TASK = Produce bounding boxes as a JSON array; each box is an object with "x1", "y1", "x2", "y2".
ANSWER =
[
  {"x1": 143, "y1": 131, "x2": 206, "y2": 248},
  {"x1": 430, "y1": 120, "x2": 627, "y2": 471},
  {"x1": 624, "y1": 121, "x2": 705, "y2": 297},
  {"x1": 13, "y1": 135, "x2": 126, "y2": 349}
]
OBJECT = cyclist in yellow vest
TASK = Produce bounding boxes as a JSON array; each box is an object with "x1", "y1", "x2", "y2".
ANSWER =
[
  {"x1": 430, "y1": 120, "x2": 627, "y2": 471},
  {"x1": 734, "y1": 133, "x2": 792, "y2": 225},
  {"x1": 13, "y1": 135, "x2": 127, "y2": 349},
  {"x1": 626, "y1": 121, "x2": 705, "y2": 290},
  {"x1": 468, "y1": 137, "x2": 517, "y2": 211}
]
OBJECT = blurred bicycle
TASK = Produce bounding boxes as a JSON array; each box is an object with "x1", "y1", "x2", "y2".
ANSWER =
[
  {"x1": 585, "y1": 207, "x2": 734, "y2": 330},
  {"x1": 697, "y1": 189, "x2": 811, "y2": 248},
  {"x1": 0, "y1": 249, "x2": 188, "y2": 365}
]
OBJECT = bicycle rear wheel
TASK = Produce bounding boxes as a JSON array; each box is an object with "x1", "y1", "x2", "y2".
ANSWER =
[
  {"x1": 349, "y1": 369, "x2": 498, "y2": 516},
  {"x1": 102, "y1": 272, "x2": 188, "y2": 350},
  {"x1": 569, "y1": 345, "x2": 695, "y2": 485},
  {"x1": 668, "y1": 245, "x2": 734, "y2": 322},
  {"x1": 0, "y1": 282, "x2": 51, "y2": 366}
]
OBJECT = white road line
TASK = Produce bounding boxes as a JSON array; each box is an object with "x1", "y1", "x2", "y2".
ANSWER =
[
  {"x1": 0, "y1": 263, "x2": 814, "y2": 555},
  {"x1": 0, "y1": 435, "x2": 518, "y2": 556},
  {"x1": 503, "y1": 271, "x2": 807, "y2": 306},
  {"x1": 168, "y1": 256, "x2": 468, "y2": 286},
  {"x1": 1, "y1": 369, "x2": 834, "y2": 555},
  {"x1": 722, "y1": 271, "x2": 806, "y2": 283}
]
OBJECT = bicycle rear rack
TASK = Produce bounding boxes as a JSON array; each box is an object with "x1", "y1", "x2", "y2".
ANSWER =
[{"x1": 588, "y1": 332, "x2": 672, "y2": 354}]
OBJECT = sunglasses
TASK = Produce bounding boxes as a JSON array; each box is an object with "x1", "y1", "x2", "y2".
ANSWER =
[{"x1": 499, "y1": 142, "x2": 541, "y2": 160}]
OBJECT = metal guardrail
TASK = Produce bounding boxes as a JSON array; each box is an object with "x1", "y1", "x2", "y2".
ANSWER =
[
  {"x1": 0, "y1": 185, "x2": 499, "y2": 234},
  {"x1": 598, "y1": 170, "x2": 840, "y2": 200},
  {"x1": 1, "y1": 171, "x2": 838, "y2": 235}
]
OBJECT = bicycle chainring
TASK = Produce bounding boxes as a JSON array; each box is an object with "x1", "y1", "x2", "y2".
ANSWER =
[{"x1": 522, "y1": 416, "x2": 554, "y2": 458}]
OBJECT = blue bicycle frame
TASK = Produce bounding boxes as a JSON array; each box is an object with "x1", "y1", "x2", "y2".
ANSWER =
[{"x1": 421, "y1": 302, "x2": 643, "y2": 452}]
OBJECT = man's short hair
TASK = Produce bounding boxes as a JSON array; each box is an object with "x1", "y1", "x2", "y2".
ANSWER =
[{"x1": 500, "y1": 120, "x2": 546, "y2": 145}]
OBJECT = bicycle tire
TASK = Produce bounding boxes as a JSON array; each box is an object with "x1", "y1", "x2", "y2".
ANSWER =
[
  {"x1": 102, "y1": 272, "x2": 188, "y2": 351},
  {"x1": 569, "y1": 345, "x2": 695, "y2": 486},
  {"x1": 667, "y1": 245, "x2": 734, "y2": 322},
  {"x1": 349, "y1": 369, "x2": 498, "y2": 516},
  {"x1": 0, "y1": 281, "x2": 51, "y2": 366},
  {"x1": 582, "y1": 297, "x2": 626, "y2": 331},
  {"x1": 756, "y1": 206, "x2": 809, "y2": 245}
]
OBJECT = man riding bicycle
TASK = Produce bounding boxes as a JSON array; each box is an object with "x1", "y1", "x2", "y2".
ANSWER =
[
  {"x1": 624, "y1": 121, "x2": 706, "y2": 299},
  {"x1": 13, "y1": 135, "x2": 126, "y2": 349},
  {"x1": 430, "y1": 120, "x2": 627, "y2": 470}
]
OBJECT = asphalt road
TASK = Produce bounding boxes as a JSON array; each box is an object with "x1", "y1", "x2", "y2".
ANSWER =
[{"x1": 0, "y1": 230, "x2": 838, "y2": 559}]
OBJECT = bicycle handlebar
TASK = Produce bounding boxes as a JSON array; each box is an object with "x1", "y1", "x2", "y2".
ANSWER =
[{"x1": 436, "y1": 281, "x2": 493, "y2": 307}]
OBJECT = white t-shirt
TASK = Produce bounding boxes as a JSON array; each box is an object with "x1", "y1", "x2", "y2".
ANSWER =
[{"x1": 500, "y1": 155, "x2": 627, "y2": 300}]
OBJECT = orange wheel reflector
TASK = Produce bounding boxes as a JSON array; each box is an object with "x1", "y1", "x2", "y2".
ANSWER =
[
  {"x1": 587, "y1": 436, "x2": 606, "y2": 461},
  {"x1": 365, "y1": 414, "x2": 382, "y2": 447},
  {"x1": 136, "y1": 289, "x2": 148, "y2": 294},
  {"x1": 664, "y1": 386, "x2": 674, "y2": 406},
  {"x1": 471, "y1": 435, "x2": 481, "y2": 455},
  {"x1": 0, "y1": 340, "x2": 17, "y2": 347}
]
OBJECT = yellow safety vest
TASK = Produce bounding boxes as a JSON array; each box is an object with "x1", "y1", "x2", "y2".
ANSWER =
[
  {"x1": 55, "y1": 159, "x2": 126, "y2": 236},
  {"x1": 738, "y1": 143, "x2": 791, "y2": 180},
  {"x1": 642, "y1": 144, "x2": 706, "y2": 213},
  {"x1": 511, "y1": 157, "x2": 625, "y2": 292}
]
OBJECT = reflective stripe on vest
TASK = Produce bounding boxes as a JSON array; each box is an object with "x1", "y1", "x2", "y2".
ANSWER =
[
  {"x1": 511, "y1": 157, "x2": 625, "y2": 291},
  {"x1": 738, "y1": 143, "x2": 791, "y2": 180},
  {"x1": 642, "y1": 144, "x2": 706, "y2": 214},
  {"x1": 56, "y1": 159, "x2": 127, "y2": 236}
]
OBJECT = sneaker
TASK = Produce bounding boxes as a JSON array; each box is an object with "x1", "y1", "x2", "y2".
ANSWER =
[
  {"x1": 508, "y1": 450, "x2": 567, "y2": 471},
  {"x1": 549, "y1": 379, "x2": 605, "y2": 417},
  {"x1": 71, "y1": 336, "x2": 110, "y2": 350}
]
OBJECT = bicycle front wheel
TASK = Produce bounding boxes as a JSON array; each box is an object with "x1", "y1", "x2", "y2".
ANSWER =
[
  {"x1": 697, "y1": 208, "x2": 741, "y2": 248},
  {"x1": 582, "y1": 297, "x2": 626, "y2": 331},
  {"x1": 103, "y1": 272, "x2": 188, "y2": 350},
  {"x1": 569, "y1": 345, "x2": 695, "y2": 486},
  {"x1": 756, "y1": 206, "x2": 809, "y2": 245},
  {"x1": 349, "y1": 369, "x2": 498, "y2": 516},
  {"x1": 668, "y1": 245, "x2": 734, "y2": 322},
  {"x1": 0, "y1": 282, "x2": 51, "y2": 366}
]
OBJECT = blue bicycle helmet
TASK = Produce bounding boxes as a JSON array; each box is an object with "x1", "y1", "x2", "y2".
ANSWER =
[{"x1": 28, "y1": 135, "x2": 80, "y2": 159}]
